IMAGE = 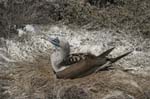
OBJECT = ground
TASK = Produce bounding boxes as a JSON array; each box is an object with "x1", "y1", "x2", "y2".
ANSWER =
[{"x1": 0, "y1": 0, "x2": 150, "y2": 99}]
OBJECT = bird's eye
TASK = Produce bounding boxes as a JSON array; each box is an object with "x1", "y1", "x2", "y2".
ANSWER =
[
  {"x1": 53, "y1": 37, "x2": 60, "y2": 44},
  {"x1": 50, "y1": 37, "x2": 60, "y2": 47}
]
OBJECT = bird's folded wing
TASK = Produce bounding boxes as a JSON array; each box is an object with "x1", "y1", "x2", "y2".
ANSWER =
[
  {"x1": 56, "y1": 48, "x2": 115, "y2": 79},
  {"x1": 56, "y1": 59, "x2": 91, "y2": 79},
  {"x1": 56, "y1": 48, "x2": 132, "y2": 79},
  {"x1": 59, "y1": 53, "x2": 93, "y2": 66},
  {"x1": 56, "y1": 55, "x2": 104, "y2": 79}
]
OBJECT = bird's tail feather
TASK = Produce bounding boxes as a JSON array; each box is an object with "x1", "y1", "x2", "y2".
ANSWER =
[
  {"x1": 109, "y1": 51, "x2": 132, "y2": 63},
  {"x1": 98, "y1": 47, "x2": 115, "y2": 58}
]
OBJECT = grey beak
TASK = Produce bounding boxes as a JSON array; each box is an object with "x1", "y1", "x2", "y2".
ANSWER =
[{"x1": 48, "y1": 37, "x2": 60, "y2": 47}]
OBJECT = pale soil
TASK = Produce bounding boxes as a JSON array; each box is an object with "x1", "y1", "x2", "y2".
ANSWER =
[
  {"x1": 0, "y1": 0, "x2": 150, "y2": 99},
  {"x1": 0, "y1": 25, "x2": 149, "y2": 99}
]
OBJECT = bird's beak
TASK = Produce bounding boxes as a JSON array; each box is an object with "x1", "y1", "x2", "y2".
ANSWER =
[{"x1": 48, "y1": 37, "x2": 60, "y2": 47}]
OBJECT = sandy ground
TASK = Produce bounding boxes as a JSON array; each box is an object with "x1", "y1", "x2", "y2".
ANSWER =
[
  {"x1": 0, "y1": 0, "x2": 150, "y2": 98},
  {"x1": 8, "y1": 25, "x2": 150, "y2": 73},
  {"x1": 0, "y1": 24, "x2": 149, "y2": 99}
]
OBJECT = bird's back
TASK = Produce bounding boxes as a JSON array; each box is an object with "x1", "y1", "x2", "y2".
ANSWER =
[{"x1": 59, "y1": 53, "x2": 96, "y2": 66}]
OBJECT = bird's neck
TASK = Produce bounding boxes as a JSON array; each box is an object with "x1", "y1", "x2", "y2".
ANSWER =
[
  {"x1": 51, "y1": 48, "x2": 70, "y2": 72},
  {"x1": 60, "y1": 48, "x2": 70, "y2": 60}
]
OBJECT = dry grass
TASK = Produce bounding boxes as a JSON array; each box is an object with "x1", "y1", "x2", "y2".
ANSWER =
[
  {"x1": 4, "y1": 52, "x2": 149, "y2": 99},
  {"x1": 0, "y1": 0, "x2": 150, "y2": 38},
  {"x1": 0, "y1": 0, "x2": 150, "y2": 98}
]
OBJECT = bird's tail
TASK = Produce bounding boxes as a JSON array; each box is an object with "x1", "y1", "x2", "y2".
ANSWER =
[
  {"x1": 108, "y1": 51, "x2": 132, "y2": 63},
  {"x1": 97, "y1": 47, "x2": 115, "y2": 58}
]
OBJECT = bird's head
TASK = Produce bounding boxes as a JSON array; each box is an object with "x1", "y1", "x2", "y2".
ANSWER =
[{"x1": 48, "y1": 37, "x2": 70, "y2": 51}]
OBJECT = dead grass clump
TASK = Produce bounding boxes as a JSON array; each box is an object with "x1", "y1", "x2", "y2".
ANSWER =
[{"x1": 0, "y1": 0, "x2": 150, "y2": 38}]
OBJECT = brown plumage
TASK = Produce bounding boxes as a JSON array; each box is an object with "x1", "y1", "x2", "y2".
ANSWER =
[
  {"x1": 47, "y1": 37, "x2": 132, "y2": 79},
  {"x1": 59, "y1": 53, "x2": 90, "y2": 66},
  {"x1": 56, "y1": 47, "x2": 132, "y2": 79}
]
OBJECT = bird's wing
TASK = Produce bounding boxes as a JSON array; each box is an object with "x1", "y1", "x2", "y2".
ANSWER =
[{"x1": 59, "y1": 53, "x2": 95, "y2": 66}]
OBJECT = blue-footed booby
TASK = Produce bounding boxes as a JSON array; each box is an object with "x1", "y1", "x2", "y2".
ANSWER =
[{"x1": 48, "y1": 37, "x2": 132, "y2": 79}]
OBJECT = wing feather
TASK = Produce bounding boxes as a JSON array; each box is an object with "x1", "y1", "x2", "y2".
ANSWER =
[{"x1": 59, "y1": 53, "x2": 88, "y2": 66}]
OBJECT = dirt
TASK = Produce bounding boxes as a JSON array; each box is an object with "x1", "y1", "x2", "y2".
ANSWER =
[{"x1": 0, "y1": 0, "x2": 150, "y2": 99}]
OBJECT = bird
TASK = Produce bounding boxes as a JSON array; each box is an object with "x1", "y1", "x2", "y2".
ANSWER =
[{"x1": 47, "y1": 37, "x2": 132, "y2": 79}]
